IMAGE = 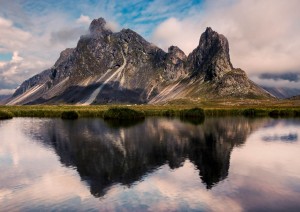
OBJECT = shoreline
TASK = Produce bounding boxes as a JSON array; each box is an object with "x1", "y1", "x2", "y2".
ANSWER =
[{"x1": 1, "y1": 102, "x2": 300, "y2": 118}]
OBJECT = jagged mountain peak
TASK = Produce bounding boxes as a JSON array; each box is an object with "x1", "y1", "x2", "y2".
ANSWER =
[
  {"x1": 188, "y1": 27, "x2": 232, "y2": 81},
  {"x1": 168, "y1": 46, "x2": 186, "y2": 61},
  {"x1": 54, "y1": 48, "x2": 74, "y2": 68},
  {"x1": 89, "y1": 17, "x2": 112, "y2": 36},
  {"x1": 6, "y1": 20, "x2": 273, "y2": 105},
  {"x1": 118, "y1": 28, "x2": 152, "y2": 48},
  {"x1": 200, "y1": 27, "x2": 230, "y2": 57}
]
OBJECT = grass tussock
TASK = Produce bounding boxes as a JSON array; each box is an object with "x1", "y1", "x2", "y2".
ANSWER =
[
  {"x1": 103, "y1": 107, "x2": 145, "y2": 120},
  {"x1": 0, "y1": 110, "x2": 13, "y2": 120},
  {"x1": 242, "y1": 108, "x2": 267, "y2": 117},
  {"x1": 180, "y1": 108, "x2": 205, "y2": 118},
  {"x1": 162, "y1": 109, "x2": 176, "y2": 117},
  {"x1": 61, "y1": 111, "x2": 79, "y2": 119},
  {"x1": 179, "y1": 108, "x2": 205, "y2": 125}
]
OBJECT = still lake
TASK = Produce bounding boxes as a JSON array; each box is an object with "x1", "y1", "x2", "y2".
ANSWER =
[{"x1": 0, "y1": 117, "x2": 300, "y2": 211}]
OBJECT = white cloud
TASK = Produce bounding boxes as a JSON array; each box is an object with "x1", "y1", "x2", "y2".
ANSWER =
[
  {"x1": 0, "y1": 17, "x2": 31, "y2": 51},
  {"x1": 152, "y1": 17, "x2": 200, "y2": 55},
  {"x1": 76, "y1": 14, "x2": 91, "y2": 25},
  {"x1": 0, "y1": 14, "x2": 88, "y2": 91},
  {"x1": 105, "y1": 20, "x2": 120, "y2": 32},
  {"x1": 11, "y1": 51, "x2": 23, "y2": 63},
  {"x1": 0, "y1": 88, "x2": 15, "y2": 95},
  {"x1": 152, "y1": 0, "x2": 300, "y2": 77}
]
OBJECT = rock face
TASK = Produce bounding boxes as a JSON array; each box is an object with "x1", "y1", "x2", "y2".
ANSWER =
[
  {"x1": 7, "y1": 18, "x2": 273, "y2": 105},
  {"x1": 188, "y1": 27, "x2": 233, "y2": 81}
]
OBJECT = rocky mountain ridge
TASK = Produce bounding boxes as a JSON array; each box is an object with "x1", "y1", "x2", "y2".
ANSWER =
[{"x1": 6, "y1": 18, "x2": 273, "y2": 105}]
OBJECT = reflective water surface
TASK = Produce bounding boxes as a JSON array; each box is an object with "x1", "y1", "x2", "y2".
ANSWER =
[{"x1": 0, "y1": 117, "x2": 300, "y2": 211}]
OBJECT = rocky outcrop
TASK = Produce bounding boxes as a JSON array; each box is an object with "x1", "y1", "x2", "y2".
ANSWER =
[
  {"x1": 7, "y1": 18, "x2": 273, "y2": 105},
  {"x1": 188, "y1": 27, "x2": 232, "y2": 81}
]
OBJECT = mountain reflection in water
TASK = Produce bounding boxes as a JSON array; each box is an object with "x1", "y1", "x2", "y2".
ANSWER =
[
  {"x1": 28, "y1": 117, "x2": 260, "y2": 196},
  {"x1": 2, "y1": 117, "x2": 300, "y2": 211}
]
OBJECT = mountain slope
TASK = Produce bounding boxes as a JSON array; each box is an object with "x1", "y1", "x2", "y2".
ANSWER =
[
  {"x1": 288, "y1": 95, "x2": 300, "y2": 100},
  {"x1": 0, "y1": 95, "x2": 11, "y2": 104},
  {"x1": 7, "y1": 18, "x2": 273, "y2": 105},
  {"x1": 262, "y1": 86, "x2": 300, "y2": 99}
]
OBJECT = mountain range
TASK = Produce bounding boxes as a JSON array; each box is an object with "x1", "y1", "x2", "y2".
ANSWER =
[{"x1": 6, "y1": 18, "x2": 274, "y2": 105}]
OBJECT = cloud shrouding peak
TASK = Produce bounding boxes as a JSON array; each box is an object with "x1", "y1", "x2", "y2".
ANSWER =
[
  {"x1": 76, "y1": 14, "x2": 92, "y2": 25},
  {"x1": 152, "y1": 0, "x2": 300, "y2": 76}
]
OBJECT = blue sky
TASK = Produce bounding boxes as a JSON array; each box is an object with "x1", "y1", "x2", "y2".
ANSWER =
[
  {"x1": 1, "y1": 0, "x2": 204, "y2": 42},
  {"x1": 0, "y1": 0, "x2": 300, "y2": 94}
]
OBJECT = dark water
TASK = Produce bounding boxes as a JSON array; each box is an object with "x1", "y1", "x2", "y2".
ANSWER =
[{"x1": 0, "y1": 117, "x2": 300, "y2": 211}]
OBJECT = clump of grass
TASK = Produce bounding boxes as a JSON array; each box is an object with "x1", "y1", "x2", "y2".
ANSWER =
[
  {"x1": 162, "y1": 109, "x2": 176, "y2": 117},
  {"x1": 61, "y1": 111, "x2": 79, "y2": 119},
  {"x1": 180, "y1": 107, "x2": 205, "y2": 118},
  {"x1": 179, "y1": 108, "x2": 205, "y2": 125},
  {"x1": 103, "y1": 107, "x2": 145, "y2": 120},
  {"x1": 0, "y1": 110, "x2": 13, "y2": 120}
]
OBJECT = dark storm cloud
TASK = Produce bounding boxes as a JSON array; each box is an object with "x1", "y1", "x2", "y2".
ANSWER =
[{"x1": 259, "y1": 73, "x2": 300, "y2": 82}]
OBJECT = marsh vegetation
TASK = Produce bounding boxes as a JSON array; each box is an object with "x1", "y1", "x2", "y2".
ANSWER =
[
  {"x1": 0, "y1": 100, "x2": 299, "y2": 119},
  {"x1": 0, "y1": 110, "x2": 13, "y2": 120}
]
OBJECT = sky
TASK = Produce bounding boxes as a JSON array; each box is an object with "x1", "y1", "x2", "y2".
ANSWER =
[{"x1": 0, "y1": 0, "x2": 300, "y2": 95}]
